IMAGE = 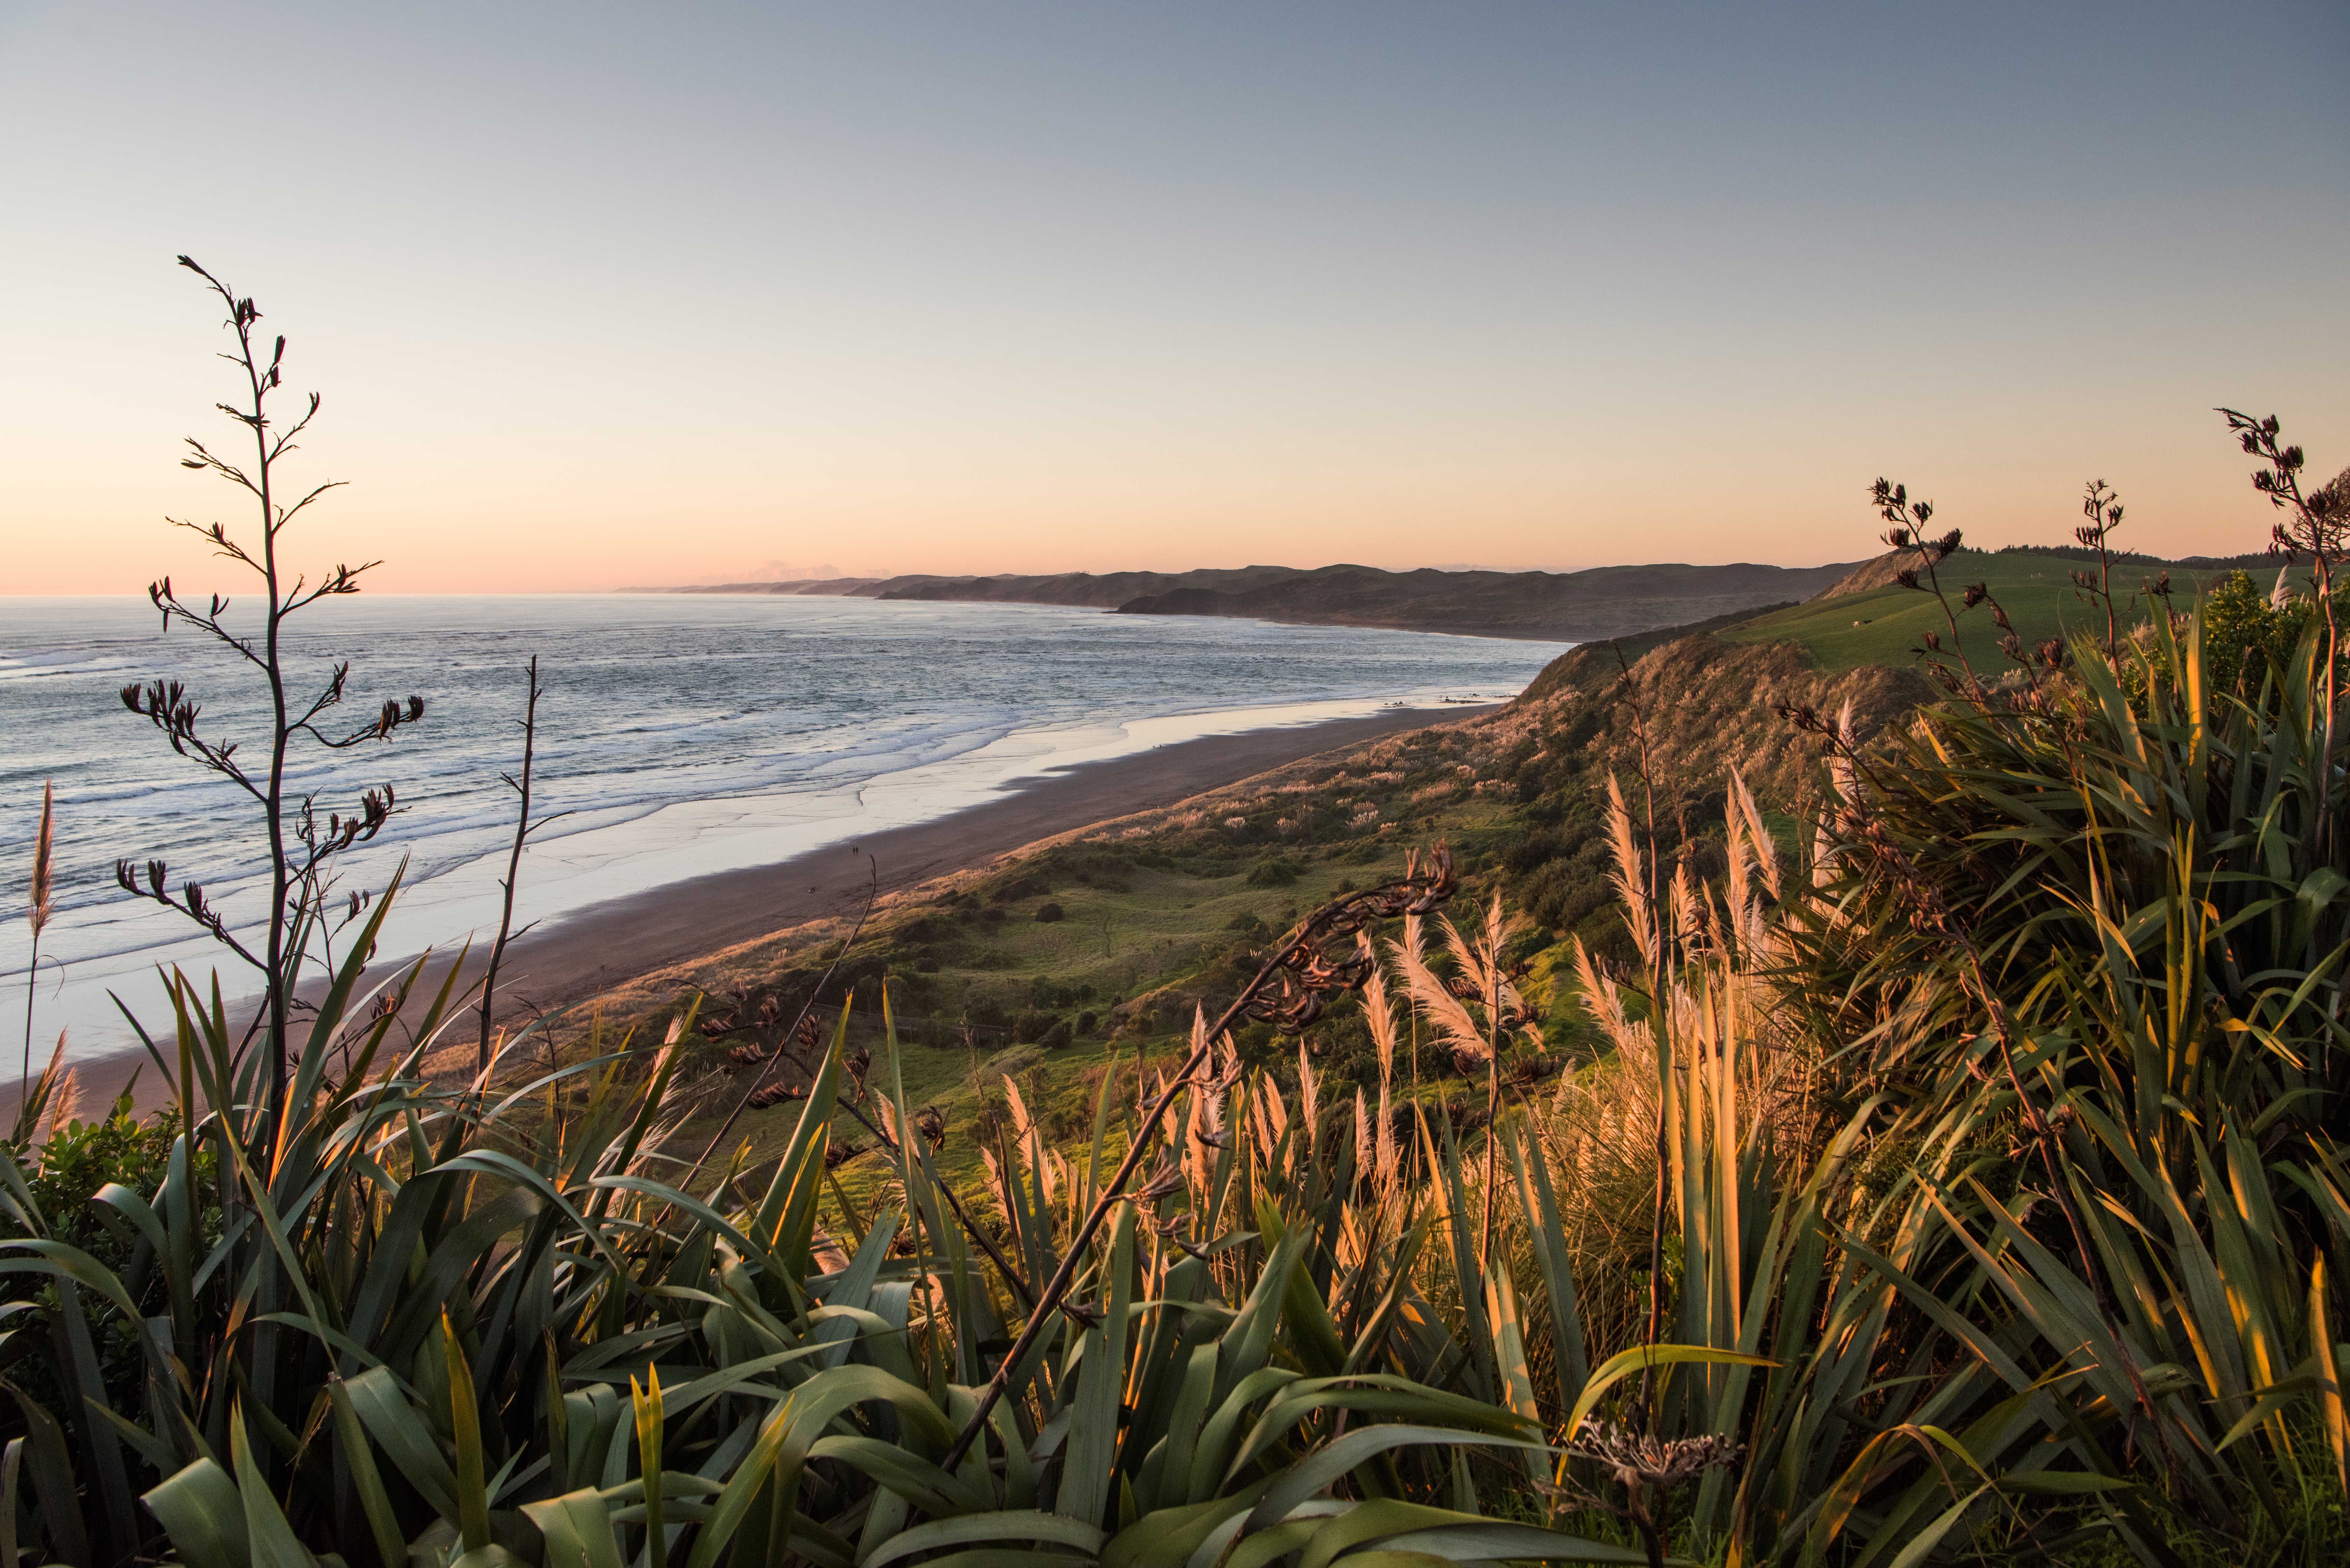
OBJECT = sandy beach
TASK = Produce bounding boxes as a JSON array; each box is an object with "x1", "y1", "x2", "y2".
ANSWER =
[{"x1": 9, "y1": 702, "x2": 1491, "y2": 1123}]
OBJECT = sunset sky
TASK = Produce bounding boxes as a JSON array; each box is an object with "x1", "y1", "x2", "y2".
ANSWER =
[{"x1": 4, "y1": 2, "x2": 2345, "y2": 594}]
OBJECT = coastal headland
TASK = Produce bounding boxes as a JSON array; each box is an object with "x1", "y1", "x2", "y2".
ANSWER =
[{"x1": 647, "y1": 559, "x2": 1860, "y2": 642}]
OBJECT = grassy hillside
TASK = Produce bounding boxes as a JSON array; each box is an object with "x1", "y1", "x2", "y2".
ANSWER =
[
  {"x1": 556, "y1": 624, "x2": 1933, "y2": 1203},
  {"x1": 725, "y1": 836, "x2": 1489, "y2": 1197},
  {"x1": 560, "y1": 724, "x2": 1533, "y2": 1192},
  {"x1": 1721, "y1": 545, "x2": 2270, "y2": 672}
]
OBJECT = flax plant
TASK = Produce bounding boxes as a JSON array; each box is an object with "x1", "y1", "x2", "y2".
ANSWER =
[
  {"x1": 2223, "y1": 408, "x2": 2346, "y2": 830},
  {"x1": 0, "y1": 837, "x2": 1674, "y2": 1566},
  {"x1": 114, "y1": 258, "x2": 423, "y2": 1129},
  {"x1": 476, "y1": 656, "x2": 555, "y2": 1074},
  {"x1": 1721, "y1": 454, "x2": 2350, "y2": 1562},
  {"x1": 1484, "y1": 439, "x2": 2350, "y2": 1562}
]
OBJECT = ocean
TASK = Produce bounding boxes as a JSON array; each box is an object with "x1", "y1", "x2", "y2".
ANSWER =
[{"x1": 0, "y1": 593, "x2": 1567, "y2": 1057}]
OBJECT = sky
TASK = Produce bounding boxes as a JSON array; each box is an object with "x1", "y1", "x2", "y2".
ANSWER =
[{"x1": 3, "y1": 2, "x2": 2345, "y2": 593}]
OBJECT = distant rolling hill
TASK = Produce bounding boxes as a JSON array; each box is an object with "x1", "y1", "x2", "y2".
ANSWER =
[
  {"x1": 1099, "y1": 563, "x2": 1863, "y2": 641},
  {"x1": 654, "y1": 560, "x2": 1866, "y2": 642}
]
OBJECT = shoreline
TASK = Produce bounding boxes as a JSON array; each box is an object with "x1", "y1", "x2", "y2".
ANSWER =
[
  {"x1": 646, "y1": 588, "x2": 1582, "y2": 644},
  {"x1": 8, "y1": 702, "x2": 1495, "y2": 1124}
]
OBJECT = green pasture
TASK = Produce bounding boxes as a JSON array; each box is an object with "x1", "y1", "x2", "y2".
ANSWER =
[
  {"x1": 1721, "y1": 547, "x2": 2266, "y2": 672},
  {"x1": 700, "y1": 800, "x2": 1524, "y2": 1196}
]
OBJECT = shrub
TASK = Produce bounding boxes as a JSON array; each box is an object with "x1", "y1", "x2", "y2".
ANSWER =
[
  {"x1": 1057, "y1": 850, "x2": 1136, "y2": 892},
  {"x1": 1038, "y1": 1018, "x2": 1074, "y2": 1049},
  {"x1": 2188, "y1": 567, "x2": 2350, "y2": 695},
  {"x1": 1010, "y1": 1006, "x2": 1059, "y2": 1043},
  {"x1": 829, "y1": 949, "x2": 891, "y2": 990},
  {"x1": 1501, "y1": 827, "x2": 1567, "y2": 877},
  {"x1": 884, "y1": 970, "x2": 937, "y2": 1008},
  {"x1": 0, "y1": 1095, "x2": 215, "y2": 1430},
  {"x1": 1245, "y1": 857, "x2": 1299, "y2": 887},
  {"x1": 897, "y1": 913, "x2": 957, "y2": 944},
  {"x1": 1034, "y1": 901, "x2": 1065, "y2": 923},
  {"x1": 1028, "y1": 977, "x2": 1088, "y2": 1008},
  {"x1": 14, "y1": 1096, "x2": 180, "y2": 1236}
]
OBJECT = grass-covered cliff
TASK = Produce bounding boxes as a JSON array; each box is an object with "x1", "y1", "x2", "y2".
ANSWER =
[{"x1": 1723, "y1": 543, "x2": 2273, "y2": 670}]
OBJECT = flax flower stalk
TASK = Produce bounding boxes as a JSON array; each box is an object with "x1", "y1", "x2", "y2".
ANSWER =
[{"x1": 22, "y1": 781, "x2": 53, "y2": 1104}]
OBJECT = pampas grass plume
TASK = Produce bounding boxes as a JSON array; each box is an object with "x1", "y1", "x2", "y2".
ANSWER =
[
  {"x1": 44, "y1": 1067, "x2": 79, "y2": 1141},
  {"x1": 28, "y1": 782, "x2": 53, "y2": 940}
]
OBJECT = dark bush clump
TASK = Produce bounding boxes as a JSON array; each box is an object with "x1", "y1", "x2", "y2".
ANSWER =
[
  {"x1": 1029, "y1": 976, "x2": 1090, "y2": 1008},
  {"x1": 1246, "y1": 857, "x2": 1299, "y2": 887},
  {"x1": 885, "y1": 971, "x2": 938, "y2": 1008},
  {"x1": 1039, "y1": 1018, "x2": 1074, "y2": 1049},
  {"x1": 1035, "y1": 902, "x2": 1066, "y2": 923},
  {"x1": 830, "y1": 950, "x2": 891, "y2": 990},
  {"x1": 1502, "y1": 829, "x2": 1567, "y2": 878}
]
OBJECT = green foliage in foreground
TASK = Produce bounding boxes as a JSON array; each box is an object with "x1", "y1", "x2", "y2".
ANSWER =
[
  {"x1": 1723, "y1": 605, "x2": 2350, "y2": 1564},
  {"x1": 2189, "y1": 569, "x2": 2350, "y2": 697},
  {"x1": 0, "y1": 1089, "x2": 215, "y2": 1456},
  {"x1": 0, "y1": 896, "x2": 1662, "y2": 1568}
]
